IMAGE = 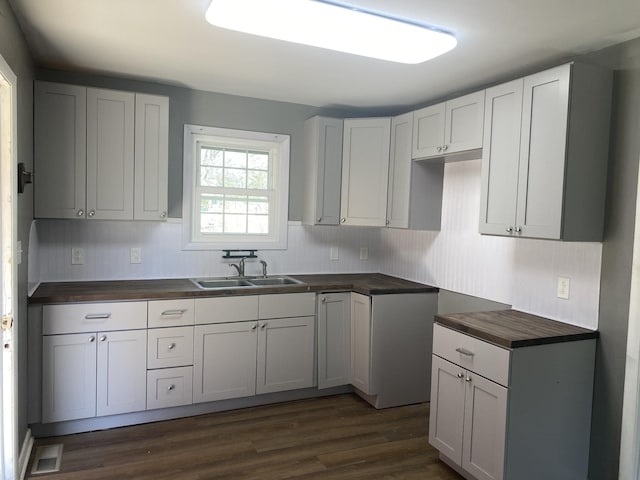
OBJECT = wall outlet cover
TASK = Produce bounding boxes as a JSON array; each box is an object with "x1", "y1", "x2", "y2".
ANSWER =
[
  {"x1": 330, "y1": 247, "x2": 339, "y2": 261},
  {"x1": 130, "y1": 247, "x2": 142, "y2": 264},
  {"x1": 360, "y1": 247, "x2": 368, "y2": 260},
  {"x1": 557, "y1": 276, "x2": 570, "y2": 300},
  {"x1": 71, "y1": 247, "x2": 85, "y2": 265}
]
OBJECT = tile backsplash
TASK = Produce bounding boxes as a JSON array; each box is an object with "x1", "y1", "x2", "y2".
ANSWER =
[{"x1": 30, "y1": 158, "x2": 602, "y2": 329}]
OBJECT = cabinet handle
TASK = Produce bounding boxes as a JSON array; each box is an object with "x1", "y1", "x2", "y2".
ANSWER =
[
  {"x1": 77, "y1": 209, "x2": 84, "y2": 217},
  {"x1": 251, "y1": 324, "x2": 257, "y2": 331},
  {"x1": 436, "y1": 146, "x2": 442, "y2": 153},
  {"x1": 455, "y1": 347, "x2": 475, "y2": 357},
  {"x1": 260, "y1": 323, "x2": 267, "y2": 329},
  {"x1": 88, "y1": 336, "x2": 96, "y2": 342},
  {"x1": 160, "y1": 211, "x2": 167, "y2": 219},
  {"x1": 340, "y1": 218, "x2": 346, "y2": 223},
  {"x1": 317, "y1": 217, "x2": 322, "y2": 222},
  {"x1": 442, "y1": 144, "x2": 448, "y2": 152},
  {"x1": 161, "y1": 309, "x2": 187, "y2": 316},
  {"x1": 506, "y1": 226, "x2": 513, "y2": 233},
  {"x1": 167, "y1": 384, "x2": 175, "y2": 391},
  {"x1": 385, "y1": 219, "x2": 390, "y2": 225},
  {"x1": 457, "y1": 372, "x2": 463, "y2": 379},
  {"x1": 88, "y1": 209, "x2": 96, "y2": 217},
  {"x1": 321, "y1": 297, "x2": 327, "y2": 304},
  {"x1": 168, "y1": 343, "x2": 176, "y2": 350},
  {"x1": 515, "y1": 226, "x2": 522, "y2": 233},
  {"x1": 85, "y1": 313, "x2": 111, "y2": 320},
  {"x1": 100, "y1": 335, "x2": 107, "y2": 342},
  {"x1": 465, "y1": 376, "x2": 472, "y2": 382}
]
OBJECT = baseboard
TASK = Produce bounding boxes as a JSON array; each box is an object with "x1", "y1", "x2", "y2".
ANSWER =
[{"x1": 18, "y1": 428, "x2": 34, "y2": 480}]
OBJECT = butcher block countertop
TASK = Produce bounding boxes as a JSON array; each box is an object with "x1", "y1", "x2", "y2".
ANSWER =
[
  {"x1": 435, "y1": 309, "x2": 598, "y2": 348},
  {"x1": 29, "y1": 273, "x2": 438, "y2": 304}
]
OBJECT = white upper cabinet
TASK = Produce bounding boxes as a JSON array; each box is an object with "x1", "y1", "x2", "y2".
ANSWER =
[
  {"x1": 302, "y1": 116, "x2": 343, "y2": 225},
  {"x1": 134, "y1": 94, "x2": 169, "y2": 221},
  {"x1": 34, "y1": 81, "x2": 169, "y2": 221},
  {"x1": 340, "y1": 117, "x2": 391, "y2": 227},
  {"x1": 87, "y1": 88, "x2": 135, "y2": 220},
  {"x1": 34, "y1": 82, "x2": 87, "y2": 219},
  {"x1": 480, "y1": 63, "x2": 612, "y2": 240},
  {"x1": 412, "y1": 90, "x2": 485, "y2": 160}
]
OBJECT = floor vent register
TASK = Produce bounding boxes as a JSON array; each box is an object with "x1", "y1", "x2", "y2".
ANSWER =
[{"x1": 30, "y1": 444, "x2": 63, "y2": 475}]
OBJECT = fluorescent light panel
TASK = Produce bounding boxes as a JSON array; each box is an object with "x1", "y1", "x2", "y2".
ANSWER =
[{"x1": 205, "y1": 0, "x2": 457, "y2": 64}]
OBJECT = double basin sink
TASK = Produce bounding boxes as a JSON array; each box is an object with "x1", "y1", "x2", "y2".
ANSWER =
[{"x1": 191, "y1": 275, "x2": 305, "y2": 290}]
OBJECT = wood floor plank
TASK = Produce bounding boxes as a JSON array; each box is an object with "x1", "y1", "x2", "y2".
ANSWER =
[{"x1": 27, "y1": 394, "x2": 464, "y2": 480}]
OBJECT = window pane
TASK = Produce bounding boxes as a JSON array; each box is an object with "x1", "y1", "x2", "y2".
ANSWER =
[
  {"x1": 224, "y1": 168, "x2": 247, "y2": 188},
  {"x1": 247, "y1": 170, "x2": 268, "y2": 190},
  {"x1": 225, "y1": 214, "x2": 247, "y2": 233},
  {"x1": 200, "y1": 166, "x2": 223, "y2": 187},
  {"x1": 225, "y1": 150, "x2": 247, "y2": 168},
  {"x1": 201, "y1": 213, "x2": 223, "y2": 233},
  {"x1": 201, "y1": 147, "x2": 223, "y2": 166},
  {"x1": 248, "y1": 152, "x2": 269, "y2": 170},
  {"x1": 248, "y1": 196, "x2": 269, "y2": 214},
  {"x1": 248, "y1": 215, "x2": 269, "y2": 234},
  {"x1": 224, "y1": 195, "x2": 248, "y2": 214},
  {"x1": 201, "y1": 194, "x2": 223, "y2": 213}
]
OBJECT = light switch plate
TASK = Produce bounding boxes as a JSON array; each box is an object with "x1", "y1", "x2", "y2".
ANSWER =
[
  {"x1": 557, "y1": 276, "x2": 570, "y2": 300},
  {"x1": 360, "y1": 247, "x2": 368, "y2": 260},
  {"x1": 71, "y1": 247, "x2": 84, "y2": 265},
  {"x1": 330, "y1": 247, "x2": 339, "y2": 261},
  {"x1": 130, "y1": 247, "x2": 142, "y2": 264}
]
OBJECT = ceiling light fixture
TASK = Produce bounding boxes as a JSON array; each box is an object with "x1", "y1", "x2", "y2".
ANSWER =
[{"x1": 205, "y1": 0, "x2": 457, "y2": 64}]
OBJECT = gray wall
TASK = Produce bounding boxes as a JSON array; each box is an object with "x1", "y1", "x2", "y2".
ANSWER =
[
  {"x1": 0, "y1": 0, "x2": 34, "y2": 451},
  {"x1": 582, "y1": 38, "x2": 640, "y2": 479},
  {"x1": 36, "y1": 69, "x2": 397, "y2": 221}
]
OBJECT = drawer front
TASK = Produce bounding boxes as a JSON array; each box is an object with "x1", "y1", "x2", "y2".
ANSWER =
[
  {"x1": 195, "y1": 296, "x2": 259, "y2": 324},
  {"x1": 43, "y1": 301, "x2": 147, "y2": 334},
  {"x1": 433, "y1": 324, "x2": 510, "y2": 386},
  {"x1": 146, "y1": 366, "x2": 193, "y2": 410},
  {"x1": 148, "y1": 299, "x2": 195, "y2": 328},
  {"x1": 148, "y1": 326, "x2": 194, "y2": 369},
  {"x1": 259, "y1": 293, "x2": 316, "y2": 319}
]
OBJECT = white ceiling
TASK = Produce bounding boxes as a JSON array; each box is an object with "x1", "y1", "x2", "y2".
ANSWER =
[{"x1": 8, "y1": 0, "x2": 640, "y2": 109}]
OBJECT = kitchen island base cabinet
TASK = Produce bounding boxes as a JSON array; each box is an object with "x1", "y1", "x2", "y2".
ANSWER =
[{"x1": 430, "y1": 323, "x2": 596, "y2": 480}]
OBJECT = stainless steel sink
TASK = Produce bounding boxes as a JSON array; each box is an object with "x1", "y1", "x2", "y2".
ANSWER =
[
  {"x1": 248, "y1": 276, "x2": 304, "y2": 286},
  {"x1": 190, "y1": 275, "x2": 304, "y2": 289}
]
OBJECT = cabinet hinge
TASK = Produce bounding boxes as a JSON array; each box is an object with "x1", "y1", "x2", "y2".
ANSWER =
[{"x1": 1, "y1": 316, "x2": 13, "y2": 331}]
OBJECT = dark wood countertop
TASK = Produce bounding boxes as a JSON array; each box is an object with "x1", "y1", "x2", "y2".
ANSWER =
[
  {"x1": 29, "y1": 273, "x2": 438, "y2": 304},
  {"x1": 435, "y1": 309, "x2": 598, "y2": 348}
]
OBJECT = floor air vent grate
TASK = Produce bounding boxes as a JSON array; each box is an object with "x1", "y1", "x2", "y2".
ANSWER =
[{"x1": 30, "y1": 444, "x2": 63, "y2": 475}]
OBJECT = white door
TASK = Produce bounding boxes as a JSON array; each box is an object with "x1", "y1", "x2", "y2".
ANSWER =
[
  {"x1": 193, "y1": 322, "x2": 258, "y2": 402},
  {"x1": 317, "y1": 293, "x2": 351, "y2": 389},
  {"x1": 256, "y1": 317, "x2": 315, "y2": 394},
  {"x1": 412, "y1": 103, "x2": 445, "y2": 159},
  {"x1": 0, "y1": 54, "x2": 17, "y2": 479},
  {"x1": 350, "y1": 293, "x2": 372, "y2": 394},
  {"x1": 444, "y1": 91, "x2": 485, "y2": 154},
  {"x1": 96, "y1": 329, "x2": 147, "y2": 416},
  {"x1": 386, "y1": 112, "x2": 413, "y2": 229}
]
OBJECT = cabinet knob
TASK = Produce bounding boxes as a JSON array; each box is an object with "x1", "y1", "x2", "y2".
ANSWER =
[
  {"x1": 457, "y1": 372, "x2": 463, "y2": 379},
  {"x1": 88, "y1": 210, "x2": 96, "y2": 217},
  {"x1": 77, "y1": 209, "x2": 85, "y2": 217},
  {"x1": 260, "y1": 323, "x2": 267, "y2": 329},
  {"x1": 317, "y1": 217, "x2": 322, "y2": 222},
  {"x1": 436, "y1": 146, "x2": 442, "y2": 153},
  {"x1": 442, "y1": 144, "x2": 448, "y2": 152},
  {"x1": 321, "y1": 297, "x2": 327, "y2": 304},
  {"x1": 100, "y1": 335, "x2": 107, "y2": 342},
  {"x1": 168, "y1": 343, "x2": 176, "y2": 350},
  {"x1": 465, "y1": 376, "x2": 472, "y2": 383},
  {"x1": 88, "y1": 336, "x2": 95, "y2": 343},
  {"x1": 385, "y1": 219, "x2": 390, "y2": 225},
  {"x1": 340, "y1": 218, "x2": 346, "y2": 223},
  {"x1": 167, "y1": 384, "x2": 175, "y2": 391},
  {"x1": 251, "y1": 324, "x2": 257, "y2": 331},
  {"x1": 160, "y1": 211, "x2": 167, "y2": 219},
  {"x1": 506, "y1": 226, "x2": 513, "y2": 233},
  {"x1": 515, "y1": 226, "x2": 522, "y2": 233}
]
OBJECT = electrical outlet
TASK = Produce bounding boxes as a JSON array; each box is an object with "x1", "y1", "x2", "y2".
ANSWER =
[
  {"x1": 130, "y1": 247, "x2": 142, "y2": 264},
  {"x1": 360, "y1": 247, "x2": 369, "y2": 260},
  {"x1": 330, "y1": 247, "x2": 339, "y2": 261},
  {"x1": 71, "y1": 247, "x2": 85, "y2": 265},
  {"x1": 557, "y1": 276, "x2": 570, "y2": 300}
]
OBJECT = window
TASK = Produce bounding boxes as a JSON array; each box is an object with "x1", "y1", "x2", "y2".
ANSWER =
[{"x1": 183, "y1": 125, "x2": 290, "y2": 250}]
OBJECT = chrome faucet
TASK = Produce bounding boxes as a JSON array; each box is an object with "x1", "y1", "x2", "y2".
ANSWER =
[
  {"x1": 259, "y1": 260, "x2": 268, "y2": 278},
  {"x1": 229, "y1": 257, "x2": 247, "y2": 277}
]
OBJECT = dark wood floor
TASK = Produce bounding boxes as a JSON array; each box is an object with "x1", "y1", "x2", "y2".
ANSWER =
[{"x1": 27, "y1": 394, "x2": 464, "y2": 479}]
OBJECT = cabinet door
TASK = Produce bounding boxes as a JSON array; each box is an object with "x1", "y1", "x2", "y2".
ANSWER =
[
  {"x1": 317, "y1": 293, "x2": 351, "y2": 389},
  {"x1": 34, "y1": 81, "x2": 87, "y2": 219},
  {"x1": 479, "y1": 79, "x2": 523, "y2": 236},
  {"x1": 193, "y1": 322, "x2": 258, "y2": 402},
  {"x1": 444, "y1": 91, "x2": 485, "y2": 154},
  {"x1": 386, "y1": 112, "x2": 413, "y2": 229},
  {"x1": 256, "y1": 316, "x2": 315, "y2": 394},
  {"x1": 350, "y1": 293, "x2": 372, "y2": 394},
  {"x1": 515, "y1": 64, "x2": 571, "y2": 239},
  {"x1": 429, "y1": 355, "x2": 465, "y2": 464},
  {"x1": 303, "y1": 116, "x2": 343, "y2": 225},
  {"x1": 42, "y1": 333, "x2": 97, "y2": 423},
  {"x1": 134, "y1": 94, "x2": 169, "y2": 221},
  {"x1": 462, "y1": 372, "x2": 508, "y2": 480},
  {"x1": 96, "y1": 329, "x2": 147, "y2": 416},
  {"x1": 340, "y1": 118, "x2": 391, "y2": 226},
  {"x1": 86, "y1": 88, "x2": 135, "y2": 220},
  {"x1": 412, "y1": 103, "x2": 445, "y2": 159}
]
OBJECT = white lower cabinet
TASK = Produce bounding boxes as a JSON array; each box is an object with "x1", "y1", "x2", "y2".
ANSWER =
[
  {"x1": 317, "y1": 292, "x2": 351, "y2": 389},
  {"x1": 350, "y1": 293, "x2": 372, "y2": 394},
  {"x1": 147, "y1": 366, "x2": 193, "y2": 410}
]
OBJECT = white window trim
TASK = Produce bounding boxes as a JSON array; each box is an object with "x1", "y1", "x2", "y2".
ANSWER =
[{"x1": 182, "y1": 124, "x2": 290, "y2": 250}]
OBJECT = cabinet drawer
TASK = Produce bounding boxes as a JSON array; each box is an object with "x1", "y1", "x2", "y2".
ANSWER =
[
  {"x1": 147, "y1": 326, "x2": 194, "y2": 369},
  {"x1": 148, "y1": 299, "x2": 194, "y2": 328},
  {"x1": 43, "y1": 302, "x2": 147, "y2": 334},
  {"x1": 259, "y1": 293, "x2": 315, "y2": 319},
  {"x1": 195, "y1": 296, "x2": 259, "y2": 324},
  {"x1": 146, "y1": 366, "x2": 193, "y2": 410},
  {"x1": 433, "y1": 324, "x2": 510, "y2": 386}
]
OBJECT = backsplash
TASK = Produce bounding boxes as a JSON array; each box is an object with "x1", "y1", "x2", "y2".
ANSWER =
[{"x1": 30, "y1": 158, "x2": 602, "y2": 329}]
